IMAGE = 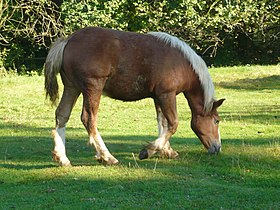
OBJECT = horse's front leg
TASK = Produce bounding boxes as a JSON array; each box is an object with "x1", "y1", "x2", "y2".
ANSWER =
[
  {"x1": 139, "y1": 93, "x2": 179, "y2": 159},
  {"x1": 81, "y1": 89, "x2": 118, "y2": 165}
]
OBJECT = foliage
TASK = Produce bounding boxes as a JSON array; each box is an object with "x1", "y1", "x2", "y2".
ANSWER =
[
  {"x1": 0, "y1": 0, "x2": 64, "y2": 72},
  {"x1": 61, "y1": 0, "x2": 279, "y2": 65},
  {"x1": 0, "y1": 0, "x2": 279, "y2": 72},
  {"x1": 0, "y1": 65, "x2": 280, "y2": 208},
  {"x1": 211, "y1": 0, "x2": 280, "y2": 65},
  {"x1": 0, "y1": 0, "x2": 64, "y2": 46}
]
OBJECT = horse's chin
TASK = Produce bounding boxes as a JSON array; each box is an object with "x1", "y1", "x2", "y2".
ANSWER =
[{"x1": 208, "y1": 142, "x2": 221, "y2": 154}]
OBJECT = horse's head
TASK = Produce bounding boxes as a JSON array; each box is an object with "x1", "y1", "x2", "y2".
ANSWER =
[{"x1": 191, "y1": 99, "x2": 225, "y2": 154}]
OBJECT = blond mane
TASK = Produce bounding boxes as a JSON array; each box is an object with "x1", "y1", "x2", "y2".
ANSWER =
[{"x1": 148, "y1": 32, "x2": 215, "y2": 112}]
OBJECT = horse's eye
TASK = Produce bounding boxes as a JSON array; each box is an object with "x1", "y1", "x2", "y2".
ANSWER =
[{"x1": 214, "y1": 119, "x2": 220, "y2": 125}]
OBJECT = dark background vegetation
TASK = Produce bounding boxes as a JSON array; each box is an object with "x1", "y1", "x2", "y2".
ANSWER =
[{"x1": 0, "y1": 0, "x2": 279, "y2": 73}]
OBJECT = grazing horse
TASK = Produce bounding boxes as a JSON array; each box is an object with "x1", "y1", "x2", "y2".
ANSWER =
[{"x1": 44, "y1": 27, "x2": 225, "y2": 166}]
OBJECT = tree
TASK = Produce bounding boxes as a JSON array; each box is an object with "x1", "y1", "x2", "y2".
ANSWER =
[
  {"x1": 1, "y1": 0, "x2": 279, "y2": 72},
  {"x1": 0, "y1": 0, "x2": 64, "y2": 72}
]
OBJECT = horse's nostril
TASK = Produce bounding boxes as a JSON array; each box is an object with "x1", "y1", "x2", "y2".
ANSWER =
[
  {"x1": 208, "y1": 143, "x2": 221, "y2": 154},
  {"x1": 216, "y1": 145, "x2": 221, "y2": 153}
]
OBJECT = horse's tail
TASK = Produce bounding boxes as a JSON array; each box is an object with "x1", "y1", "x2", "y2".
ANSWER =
[{"x1": 44, "y1": 38, "x2": 68, "y2": 105}]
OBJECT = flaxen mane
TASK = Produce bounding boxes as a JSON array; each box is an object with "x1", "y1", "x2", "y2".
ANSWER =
[{"x1": 148, "y1": 32, "x2": 215, "y2": 113}]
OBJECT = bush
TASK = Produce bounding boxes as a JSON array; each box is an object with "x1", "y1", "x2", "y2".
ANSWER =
[
  {"x1": 61, "y1": 0, "x2": 279, "y2": 65},
  {"x1": 0, "y1": 0, "x2": 279, "y2": 73},
  {"x1": 0, "y1": 0, "x2": 64, "y2": 73}
]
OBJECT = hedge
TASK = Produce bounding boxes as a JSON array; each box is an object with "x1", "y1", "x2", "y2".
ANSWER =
[{"x1": 0, "y1": 0, "x2": 279, "y2": 73}]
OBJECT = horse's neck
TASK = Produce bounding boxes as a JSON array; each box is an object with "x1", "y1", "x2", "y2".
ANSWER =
[{"x1": 184, "y1": 75, "x2": 205, "y2": 116}]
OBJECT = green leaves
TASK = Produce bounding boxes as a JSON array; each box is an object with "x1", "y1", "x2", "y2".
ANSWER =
[
  {"x1": 0, "y1": 0, "x2": 279, "y2": 72},
  {"x1": 60, "y1": 0, "x2": 278, "y2": 64}
]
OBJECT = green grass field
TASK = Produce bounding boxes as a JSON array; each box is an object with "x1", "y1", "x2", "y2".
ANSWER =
[{"x1": 0, "y1": 65, "x2": 279, "y2": 209}]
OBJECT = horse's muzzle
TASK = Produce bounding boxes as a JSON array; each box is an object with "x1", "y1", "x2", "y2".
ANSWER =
[{"x1": 208, "y1": 142, "x2": 221, "y2": 154}]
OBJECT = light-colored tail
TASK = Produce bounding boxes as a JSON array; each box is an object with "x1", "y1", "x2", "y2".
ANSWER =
[{"x1": 44, "y1": 38, "x2": 68, "y2": 105}]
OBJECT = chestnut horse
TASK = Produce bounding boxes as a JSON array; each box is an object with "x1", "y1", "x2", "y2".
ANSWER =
[{"x1": 45, "y1": 27, "x2": 225, "y2": 166}]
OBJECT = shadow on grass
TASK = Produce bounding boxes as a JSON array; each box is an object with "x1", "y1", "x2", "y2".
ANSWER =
[
  {"x1": 0, "y1": 119, "x2": 279, "y2": 170},
  {"x1": 1, "y1": 142, "x2": 280, "y2": 209},
  {"x1": 0, "y1": 163, "x2": 55, "y2": 170},
  {"x1": 2, "y1": 169, "x2": 279, "y2": 210},
  {"x1": 217, "y1": 75, "x2": 280, "y2": 90},
  {"x1": 0, "y1": 131, "x2": 278, "y2": 167},
  {"x1": 1, "y1": 120, "x2": 280, "y2": 210}
]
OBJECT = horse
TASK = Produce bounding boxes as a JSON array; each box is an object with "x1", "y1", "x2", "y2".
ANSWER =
[{"x1": 44, "y1": 27, "x2": 225, "y2": 166}]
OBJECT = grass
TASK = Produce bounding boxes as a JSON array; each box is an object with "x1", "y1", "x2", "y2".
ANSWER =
[{"x1": 0, "y1": 65, "x2": 279, "y2": 209}]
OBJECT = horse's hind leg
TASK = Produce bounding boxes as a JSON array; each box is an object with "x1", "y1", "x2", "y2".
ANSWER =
[
  {"x1": 139, "y1": 94, "x2": 179, "y2": 159},
  {"x1": 81, "y1": 84, "x2": 118, "y2": 165},
  {"x1": 52, "y1": 87, "x2": 80, "y2": 166}
]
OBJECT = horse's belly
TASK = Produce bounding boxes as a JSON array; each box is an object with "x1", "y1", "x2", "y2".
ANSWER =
[{"x1": 103, "y1": 75, "x2": 152, "y2": 101}]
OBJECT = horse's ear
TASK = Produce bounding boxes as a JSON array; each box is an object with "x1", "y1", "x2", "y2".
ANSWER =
[{"x1": 212, "y1": 98, "x2": 225, "y2": 110}]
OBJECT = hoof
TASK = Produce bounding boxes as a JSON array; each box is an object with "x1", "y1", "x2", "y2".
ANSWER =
[
  {"x1": 61, "y1": 161, "x2": 72, "y2": 167},
  {"x1": 52, "y1": 151, "x2": 71, "y2": 167},
  {"x1": 139, "y1": 149, "x2": 149, "y2": 160},
  {"x1": 96, "y1": 155, "x2": 119, "y2": 165}
]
